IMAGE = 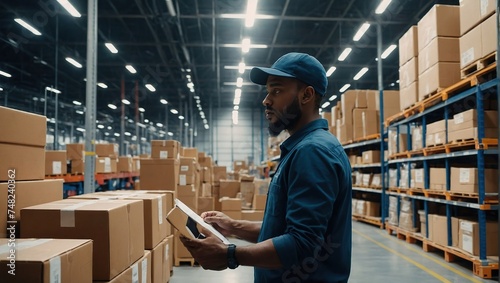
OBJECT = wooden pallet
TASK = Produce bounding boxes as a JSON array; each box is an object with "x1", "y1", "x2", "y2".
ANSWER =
[
  {"x1": 423, "y1": 144, "x2": 446, "y2": 156},
  {"x1": 446, "y1": 138, "x2": 498, "y2": 153},
  {"x1": 352, "y1": 214, "x2": 384, "y2": 229},
  {"x1": 174, "y1": 257, "x2": 196, "y2": 267},
  {"x1": 461, "y1": 52, "x2": 497, "y2": 79},
  {"x1": 386, "y1": 224, "x2": 422, "y2": 244},
  {"x1": 423, "y1": 189, "x2": 447, "y2": 199},
  {"x1": 445, "y1": 191, "x2": 499, "y2": 204},
  {"x1": 406, "y1": 188, "x2": 425, "y2": 196},
  {"x1": 352, "y1": 133, "x2": 381, "y2": 143}
]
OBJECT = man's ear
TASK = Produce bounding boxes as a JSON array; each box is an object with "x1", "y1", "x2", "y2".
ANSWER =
[{"x1": 301, "y1": 86, "x2": 315, "y2": 105}]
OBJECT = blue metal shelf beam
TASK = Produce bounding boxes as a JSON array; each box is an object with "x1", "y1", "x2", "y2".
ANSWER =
[
  {"x1": 388, "y1": 149, "x2": 498, "y2": 164},
  {"x1": 343, "y1": 138, "x2": 381, "y2": 149},
  {"x1": 352, "y1": 187, "x2": 383, "y2": 194}
]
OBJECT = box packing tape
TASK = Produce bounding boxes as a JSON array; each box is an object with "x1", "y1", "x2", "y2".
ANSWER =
[
  {"x1": 49, "y1": 255, "x2": 62, "y2": 283},
  {"x1": 60, "y1": 200, "x2": 99, "y2": 227},
  {"x1": 0, "y1": 239, "x2": 52, "y2": 254},
  {"x1": 165, "y1": 242, "x2": 169, "y2": 261},
  {"x1": 131, "y1": 262, "x2": 139, "y2": 283},
  {"x1": 158, "y1": 196, "x2": 163, "y2": 225},
  {"x1": 141, "y1": 257, "x2": 148, "y2": 283}
]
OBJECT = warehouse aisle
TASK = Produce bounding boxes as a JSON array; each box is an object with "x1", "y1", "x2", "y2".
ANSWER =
[{"x1": 170, "y1": 221, "x2": 495, "y2": 283}]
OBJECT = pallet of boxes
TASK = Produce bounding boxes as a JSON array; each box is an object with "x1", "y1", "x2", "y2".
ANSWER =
[
  {"x1": 0, "y1": 106, "x2": 69, "y2": 283},
  {"x1": 65, "y1": 143, "x2": 120, "y2": 175}
]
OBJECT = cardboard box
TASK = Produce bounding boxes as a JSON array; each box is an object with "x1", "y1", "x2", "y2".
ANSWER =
[
  {"x1": 253, "y1": 194, "x2": 267, "y2": 210},
  {"x1": 365, "y1": 201, "x2": 380, "y2": 217},
  {"x1": 166, "y1": 235, "x2": 174, "y2": 273},
  {"x1": 199, "y1": 156, "x2": 213, "y2": 168},
  {"x1": 389, "y1": 169, "x2": 398, "y2": 188},
  {"x1": 362, "y1": 174, "x2": 372, "y2": 187},
  {"x1": 448, "y1": 126, "x2": 498, "y2": 142},
  {"x1": 0, "y1": 106, "x2": 46, "y2": 147},
  {"x1": 220, "y1": 198, "x2": 242, "y2": 211},
  {"x1": 460, "y1": 23, "x2": 482, "y2": 67},
  {"x1": 197, "y1": 197, "x2": 214, "y2": 214},
  {"x1": 419, "y1": 37, "x2": 460, "y2": 72},
  {"x1": 418, "y1": 62, "x2": 461, "y2": 100},
  {"x1": 353, "y1": 109, "x2": 378, "y2": 140},
  {"x1": 71, "y1": 159, "x2": 85, "y2": 174},
  {"x1": 0, "y1": 143, "x2": 45, "y2": 181},
  {"x1": 427, "y1": 120, "x2": 446, "y2": 135},
  {"x1": 66, "y1": 143, "x2": 84, "y2": 160},
  {"x1": 459, "y1": 219, "x2": 498, "y2": 256},
  {"x1": 180, "y1": 157, "x2": 196, "y2": 175},
  {"x1": 450, "y1": 167, "x2": 498, "y2": 193},
  {"x1": 219, "y1": 180, "x2": 240, "y2": 198},
  {"x1": 412, "y1": 126, "x2": 423, "y2": 150},
  {"x1": 178, "y1": 173, "x2": 195, "y2": 186},
  {"x1": 411, "y1": 168, "x2": 425, "y2": 189},
  {"x1": 104, "y1": 251, "x2": 151, "y2": 283},
  {"x1": 481, "y1": 13, "x2": 497, "y2": 57},
  {"x1": 21, "y1": 199, "x2": 145, "y2": 280},
  {"x1": 177, "y1": 184, "x2": 196, "y2": 198},
  {"x1": 400, "y1": 82, "x2": 418, "y2": 110},
  {"x1": 432, "y1": 214, "x2": 448, "y2": 246},
  {"x1": 213, "y1": 166, "x2": 227, "y2": 182},
  {"x1": 242, "y1": 210, "x2": 265, "y2": 221},
  {"x1": 0, "y1": 179, "x2": 63, "y2": 237},
  {"x1": 95, "y1": 157, "x2": 117, "y2": 174},
  {"x1": 240, "y1": 181, "x2": 255, "y2": 207},
  {"x1": 429, "y1": 168, "x2": 447, "y2": 191},
  {"x1": 418, "y1": 5, "x2": 460, "y2": 51},
  {"x1": 177, "y1": 195, "x2": 197, "y2": 212},
  {"x1": 450, "y1": 109, "x2": 498, "y2": 132},
  {"x1": 174, "y1": 231, "x2": 192, "y2": 259},
  {"x1": 400, "y1": 57, "x2": 418, "y2": 88},
  {"x1": 150, "y1": 238, "x2": 169, "y2": 283},
  {"x1": 366, "y1": 90, "x2": 400, "y2": 121},
  {"x1": 151, "y1": 140, "x2": 180, "y2": 159},
  {"x1": 0, "y1": 239, "x2": 93, "y2": 283},
  {"x1": 388, "y1": 131, "x2": 408, "y2": 156},
  {"x1": 354, "y1": 200, "x2": 365, "y2": 215},
  {"x1": 460, "y1": 0, "x2": 495, "y2": 35},
  {"x1": 202, "y1": 167, "x2": 213, "y2": 183},
  {"x1": 224, "y1": 211, "x2": 242, "y2": 220},
  {"x1": 426, "y1": 131, "x2": 446, "y2": 146},
  {"x1": 71, "y1": 193, "x2": 167, "y2": 250},
  {"x1": 140, "y1": 159, "x2": 180, "y2": 191},
  {"x1": 362, "y1": 150, "x2": 380, "y2": 164},
  {"x1": 183, "y1": 147, "x2": 198, "y2": 158},
  {"x1": 45, "y1": 150, "x2": 67, "y2": 175},
  {"x1": 201, "y1": 183, "x2": 212, "y2": 197},
  {"x1": 399, "y1": 26, "x2": 418, "y2": 66},
  {"x1": 96, "y1": 143, "x2": 117, "y2": 158},
  {"x1": 118, "y1": 156, "x2": 134, "y2": 172},
  {"x1": 133, "y1": 157, "x2": 141, "y2": 173},
  {"x1": 234, "y1": 160, "x2": 247, "y2": 172},
  {"x1": 452, "y1": 217, "x2": 460, "y2": 247}
]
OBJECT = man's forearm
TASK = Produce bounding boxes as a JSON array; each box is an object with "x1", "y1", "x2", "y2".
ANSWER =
[
  {"x1": 236, "y1": 239, "x2": 282, "y2": 268},
  {"x1": 230, "y1": 220, "x2": 262, "y2": 243}
]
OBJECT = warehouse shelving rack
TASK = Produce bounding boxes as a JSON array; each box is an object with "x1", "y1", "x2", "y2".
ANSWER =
[{"x1": 385, "y1": 71, "x2": 499, "y2": 278}]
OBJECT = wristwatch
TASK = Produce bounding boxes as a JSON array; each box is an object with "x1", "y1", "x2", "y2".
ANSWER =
[{"x1": 227, "y1": 244, "x2": 239, "y2": 269}]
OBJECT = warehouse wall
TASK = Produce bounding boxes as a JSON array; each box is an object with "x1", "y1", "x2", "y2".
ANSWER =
[{"x1": 194, "y1": 107, "x2": 268, "y2": 170}]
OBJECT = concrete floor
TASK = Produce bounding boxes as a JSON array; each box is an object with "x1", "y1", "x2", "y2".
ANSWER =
[{"x1": 170, "y1": 221, "x2": 497, "y2": 283}]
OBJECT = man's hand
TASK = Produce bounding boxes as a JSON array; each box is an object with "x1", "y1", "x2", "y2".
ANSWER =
[
  {"x1": 179, "y1": 228, "x2": 229, "y2": 270},
  {"x1": 201, "y1": 211, "x2": 235, "y2": 237}
]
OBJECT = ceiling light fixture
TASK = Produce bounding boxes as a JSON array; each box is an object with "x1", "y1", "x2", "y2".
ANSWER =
[
  {"x1": 145, "y1": 84, "x2": 156, "y2": 92},
  {"x1": 97, "y1": 83, "x2": 108, "y2": 89},
  {"x1": 0, "y1": 70, "x2": 12, "y2": 78},
  {"x1": 338, "y1": 48, "x2": 352, "y2": 61},
  {"x1": 14, "y1": 19, "x2": 42, "y2": 36},
  {"x1": 108, "y1": 104, "x2": 117, "y2": 110},
  {"x1": 242, "y1": 38, "x2": 251, "y2": 53},
  {"x1": 73, "y1": 100, "x2": 81, "y2": 105},
  {"x1": 57, "y1": 0, "x2": 81, "y2": 17},
  {"x1": 235, "y1": 88, "x2": 242, "y2": 98},
  {"x1": 97, "y1": 124, "x2": 105, "y2": 129},
  {"x1": 245, "y1": 0, "x2": 259, "y2": 27},
  {"x1": 339, "y1": 84, "x2": 351, "y2": 93},
  {"x1": 375, "y1": 0, "x2": 393, "y2": 14},
  {"x1": 114, "y1": 133, "x2": 120, "y2": 137},
  {"x1": 353, "y1": 22, "x2": 371, "y2": 41},
  {"x1": 329, "y1": 95, "x2": 338, "y2": 101},
  {"x1": 381, "y1": 44, "x2": 397, "y2": 59},
  {"x1": 168, "y1": 132, "x2": 174, "y2": 136},
  {"x1": 122, "y1": 99, "x2": 131, "y2": 105},
  {"x1": 76, "y1": 110, "x2": 84, "y2": 115},
  {"x1": 165, "y1": 0, "x2": 176, "y2": 17},
  {"x1": 160, "y1": 99, "x2": 168, "y2": 105},
  {"x1": 232, "y1": 110, "x2": 239, "y2": 125},
  {"x1": 321, "y1": 102, "x2": 331, "y2": 109},
  {"x1": 76, "y1": 127, "x2": 85, "y2": 132},
  {"x1": 139, "y1": 107, "x2": 145, "y2": 112},
  {"x1": 126, "y1": 65, "x2": 137, "y2": 74},
  {"x1": 238, "y1": 62, "x2": 246, "y2": 74},
  {"x1": 204, "y1": 124, "x2": 209, "y2": 130},
  {"x1": 65, "y1": 57, "x2": 82, "y2": 68},
  {"x1": 178, "y1": 115, "x2": 185, "y2": 120},
  {"x1": 156, "y1": 122, "x2": 163, "y2": 127},
  {"x1": 107, "y1": 126, "x2": 112, "y2": 130},
  {"x1": 353, "y1": 67, "x2": 369, "y2": 80},
  {"x1": 236, "y1": 77, "x2": 243, "y2": 87},
  {"x1": 170, "y1": 109, "x2": 178, "y2": 114},
  {"x1": 105, "y1": 43, "x2": 118, "y2": 54},
  {"x1": 124, "y1": 132, "x2": 131, "y2": 136},
  {"x1": 326, "y1": 67, "x2": 336, "y2": 77},
  {"x1": 45, "y1": 87, "x2": 61, "y2": 94},
  {"x1": 234, "y1": 105, "x2": 239, "y2": 110}
]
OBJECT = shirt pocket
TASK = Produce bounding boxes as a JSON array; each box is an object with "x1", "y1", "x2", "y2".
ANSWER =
[{"x1": 266, "y1": 182, "x2": 286, "y2": 217}]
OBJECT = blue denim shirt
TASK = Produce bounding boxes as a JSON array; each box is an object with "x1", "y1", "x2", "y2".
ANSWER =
[{"x1": 255, "y1": 119, "x2": 352, "y2": 283}]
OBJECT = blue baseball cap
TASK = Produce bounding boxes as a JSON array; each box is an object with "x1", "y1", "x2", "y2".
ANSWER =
[{"x1": 250, "y1": 52, "x2": 328, "y2": 96}]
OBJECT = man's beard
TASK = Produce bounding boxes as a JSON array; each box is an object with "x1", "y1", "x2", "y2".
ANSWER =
[{"x1": 268, "y1": 96, "x2": 302, "y2": 137}]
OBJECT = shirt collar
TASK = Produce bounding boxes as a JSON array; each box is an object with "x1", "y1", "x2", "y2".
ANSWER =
[{"x1": 280, "y1": 119, "x2": 328, "y2": 157}]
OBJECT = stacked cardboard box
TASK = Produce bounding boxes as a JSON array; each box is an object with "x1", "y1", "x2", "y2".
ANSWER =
[
  {"x1": 429, "y1": 167, "x2": 446, "y2": 191},
  {"x1": 220, "y1": 197, "x2": 242, "y2": 220},
  {"x1": 450, "y1": 167, "x2": 498, "y2": 193},
  {"x1": 458, "y1": 219, "x2": 498, "y2": 256},
  {"x1": 398, "y1": 198, "x2": 418, "y2": 232},
  {"x1": 418, "y1": 210, "x2": 426, "y2": 236},
  {"x1": 417, "y1": 5, "x2": 461, "y2": 100},
  {"x1": 388, "y1": 169, "x2": 398, "y2": 188},
  {"x1": 448, "y1": 109, "x2": 498, "y2": 142},
  {"x1": 412, "y1": 126, "x2": 423, "y2": 151},
  {"x1": 45, "y1": 150, "x2": 67, "y2": 175},
  {"x1": 388, "y1": 196, "x2": 398, "y2": 226},
  {"x1": 399, "y1": 26, "x2": 419, "y2": 110},
  {"x1": 411, "y1": 168, "x2": 424, "y2": 189},
  {"x1": 66, "y1": 143, "x2": 85, "y2": 174},
  {"x1": 459, "y1": 0, "x2": 496, "y2": 73},
  {"x1": 140, "y1": 140, "x2": 180, "y2": 191},
  {"x1": 425, "y1": 120, "x2": 446, "y2": 146},
  {"x1": 117, "y1": 156, "x2": 134, "y2": 172},
  {"x1": 388, "y1": 129, "x2": 408, "y2": 156},
  {"x1": 362, "y1": 150, "x2": 380, "y2": 164},
  {"x1": 95, "y1": 144, "x2": 118, "y2": 173}
]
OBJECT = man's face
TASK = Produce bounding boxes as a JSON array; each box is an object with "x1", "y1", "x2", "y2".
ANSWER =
[{"x1": 262, "y1": 76, "x2": 303, "y2": 136}]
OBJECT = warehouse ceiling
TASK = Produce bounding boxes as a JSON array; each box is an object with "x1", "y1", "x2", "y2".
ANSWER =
[{"x1": 0, "y1": 0, "x2": 458, "y2": 140}]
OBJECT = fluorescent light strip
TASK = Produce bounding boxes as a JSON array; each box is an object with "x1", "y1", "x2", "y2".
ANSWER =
[
  {"x1": 178, "y1": 116, "x2": 185, "y2": 120},
  {"x1": 339, "y1": 84, "x2": 351, "y2": 93},
  {"x1": 245, "y1": 0, "x2": 258, "y2": 27},
  {"x1": 238, "y1": 62, "x2": 246, "y2": 74},
  {"x1": 170, "y1": 109, "x2": 178, "y2": 114},
  {"x1": 126, "y1": 65, "x2": 137, "y2": 74},
  {"x1": 14, "y1": 19, "x2": 41, "y2": 36},
  {"x1": 353, "y1": 23, "x2": 371, "y2": 41},
  {"x1": 145, "y1": 84, "x2": 156, "y2": 92},
  {"x1": 108, "y1": 104, "x2": 117, "y2": 110},
  {"x1": 381, "y1": 44, "x2": 397, "y2": 59},
  {"x1": 236, "y1": 77, "x2": 243, "y2": 87},
  {"x1": 73, "y1": 100, "x2": 81, "y2": 105},
  {"x1": 375, "y1": 0, "x2": 393, "y2": 14},
  {"x1": 65, "y1": 57, "x2": 82, "y2": 68},
  {"x1": 139, "y1": 107, "x2": 145, "y2": 112},
  {"x1": 328, "y1": 95, "x2": 337, "y2": 101},
  {"x1": 242, "y1": 38, "x2": 251, "y2": 53},
  {"x1": 338, "y1": 48, "x2": 352, "y2": 61},
  {"x1": 122, "y1": 99, "x2": 130, "y2": 105},
  {"x1": 45, "y1": 87, "x2": 61, "y2": 94},
  {"x1": 57, "y1": 0, "x2": 81, "y2": 17},
  {"x1": 321, "y1": 102, "x2": 331, "y2": 109},
  {"x1": 97, "y1": 83, "x2": 108, "y2": 89},
  {"x1": 326, "y1": 67, "x2": 336, "y2": 77},
  {"x1": 160, "y1": 99, "x2": 168, "y2": 105},
  {"x1": 0, "y1": 70, "x2": 12, "y2": 78},
  {"x1": 105, "y1": 43, "x2": 118, "y2": 54},
  {"x1": 204, "y1": 124, "x2": 209, "y2": 129},
  {"x1": 353, "y1": 67, "x2": 369, "y2": 80}
]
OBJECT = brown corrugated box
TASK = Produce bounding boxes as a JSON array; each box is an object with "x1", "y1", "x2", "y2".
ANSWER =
[
  {"x1": 96, "y1": 143, "x2": 117, "y2": 158},
  {"x1": 459, "y1": 219, "x2": 498, "y2": 256},
  {"x1": 151, "y1": 140, "x2": 180, "y2": 159},
  {"x1": 361, "y1": 174, "x2": 372, "y2": 187},
  {"x1": 197, "y1": 197, "x2": 214, "y2": 215},
  {"x1": 202, "y1": 167, "x2": 213, "y2": 183},
  {"x1": 21, "y1": 199, "x2": 145, "y2": 280},
  {"x1": 431, "y1": 214, "x2": 448, "y2": 246},
  {"x1": 418, "y1": 5, "x2": 460, "y2": 51},
  {"x1": 182, "y1": 147, "x2": 198, "y2": 158},
  {"x1": 354, "y1": 200, "x2": 365, "y2": 215},
  {"x1": 199, "y1": 156, "x2": 213, "y2": 168},
  {"x1": 213, "y1": 166, "x2": 227, "y2": 182},
  {"x1": 177, "y1": 195, "x2": 197, "y2": 212},
  {"x1": 66, "y1": 143, "x2": 84, "y2": 160},
  {"x1": 412, "y1": 126, "x2": 423, "y2": 150},
  {"x1": 418, "y1": 62, "x2": 461, "y2": 100},
  {"x1": 103, "y1": 251, "x2": 151, "y2": 283},
  {"x1": 178, "y1": 173, "x2": 195, "y2": 186},
  {"x1": 411, "y1": 168, "x2": 425, "y2": 189},
  {"x1": 117, "y1": 156, "x2": 133, "y2": 172},
  {"x1": 240, "y1": 181, "x2": 255, "y2": 207},
  {"x1": 166, "y1": 235, "x2": 174, "y2": 275},
  {"x1": 242, "y1": 210, "x2": 265, "y2": 221},
  {"x1": 399, "y1": 26, "x2": 418, "y2": 66},
  {"x1": 253, "y1": 194, "x2": 267, "y2": 210},
  {"x1": 95, "y1": 157, "x2": 117, "y2": 173},
  {"x1": 174, "y1": 230, "x2": 193, "y2": 259},
  {"x1": 448, "y1": 127, "x2": 498, "y2": 142},
  {"x1": 234, "y1": 160, "x2": 247, "y2": 172},
  {"x1": 450, "y1": 167, "x2": 498, "y2": 193},
  {"x1": 399, "y1": 56, "x2": 418, "y2": 88},
  {"x1": 219, "y1": 180, "x2": 240, "y2": 198},
  {"x1": 450, "y1": 109, "x2": 498, "y2": 132},
  {"x1": 71, "y1": 159, "x2": 85, "y2": 174},
  {"x1": 460, "y1": 0, "x2": 495, "y2": 35},
  {"x1": 0, "y1": 239, "x2": 93, "y2": 283},
  {"x1": 429, "y1": 168, "x2": 447, "y2": 191},
  {"x1": 70, "y1": 193, "x2": 167, "y2": 250},
  {"x1": 220, "y1": 198, "x2": 242, "y2": 211},
  {"x1": 481, "y1": 13, "x2": 497, "y2": 57},
  {"x1": 365, "y1": 201, "x2": 380, "y2": 217},
  {"x1": 362, "y1": 150, "x2": 380, "y2": 164},
  {"x1": 0, "y1": 179, "x2": 63, "y2": 238},
  {"x1": 224, "y1": 211, "x2": 242, "y2": 220},
  {"x1": 179, "y1": 157, "x2": 196, "y2": 175},
  {"x1": 366, "y1": 90, "x2": 400, "y2": 120},
  {"x1": 460, "y1": 23, "x2": 482, "y2": 68},
  {"x1": 0, "y1": 106, "x2": 46, "y2": 147},
  {"x1": 353, "y1": 109, "x2": 378, "y2": 140},
  {"x1": 0, "y1": 143, "x2": 45, "y2": 181},
  {"x1": 150, "y1": 238, "x2": 168, "y2": 283},
  {"x1": 419, "y1": 37, "x2": 460, "y2": 73},
  {"x1": 400, "y1": 81, "x2": 418, "y2": 110},
  {"x1": 140, "y1": 158, "x2": 180, "y2": 191},
  {"x1": 201, "y1": 183, "x2": 212, "y2": 197},
  {"x1": 452, "y1": 217, "x2": 460, "y2": 247},
  {"x1": 45, "y1": 150, "x2": 67, "y2": 175}
]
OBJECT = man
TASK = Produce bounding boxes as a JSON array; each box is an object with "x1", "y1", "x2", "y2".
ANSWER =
[{"x1": 180, "y1": 52, "x2": 352, "y2": 283}]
